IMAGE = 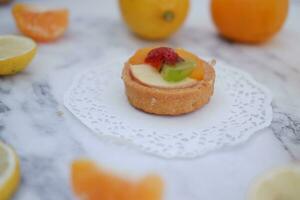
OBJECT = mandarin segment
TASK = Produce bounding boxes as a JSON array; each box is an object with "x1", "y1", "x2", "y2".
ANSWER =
[
  {"x1": 136, "y1": 175, "x2": 164, "y2": 200},
  {"x1": 189, "y1": 65, "x2": 205, "y2": 80},
  {"x1": 12, "y1": 3, "x2": 69, "y2": 42},
  {"x1": 71, "y1": 160, "x2": 163, "y2": 200},
  {"x1": 175, "y1": 48, "x2": 205, "y2": 80},
  {"x1": 128, "y1": 47, "x2": 153, "y2": 65}
]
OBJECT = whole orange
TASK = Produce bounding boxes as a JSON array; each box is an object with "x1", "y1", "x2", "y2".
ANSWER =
[
  {"x1": 211, "y1": 0, "x2": 289, "y2": 43},
  {"x1": 119, "y1": 0, "x2": 189, "y2": 40}
]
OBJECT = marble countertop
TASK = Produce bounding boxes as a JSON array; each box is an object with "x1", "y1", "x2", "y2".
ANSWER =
[{"x1": 0, "y1": 0, "x2": 300, "y2": 199}]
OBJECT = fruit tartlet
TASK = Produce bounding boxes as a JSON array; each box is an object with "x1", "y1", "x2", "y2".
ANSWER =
[{"x1": 122, "y1": 47, "x2": 215, "y2": 115}]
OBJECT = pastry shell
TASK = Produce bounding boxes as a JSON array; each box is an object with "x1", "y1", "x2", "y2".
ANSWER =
[{"x1": 122, "y1": 61, "x2": 215, "y2": 115}]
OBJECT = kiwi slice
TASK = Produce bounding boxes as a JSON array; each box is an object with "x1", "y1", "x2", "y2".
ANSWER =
[{"x1": 161, "y1": 60, "x2": 197, "y2": 82}]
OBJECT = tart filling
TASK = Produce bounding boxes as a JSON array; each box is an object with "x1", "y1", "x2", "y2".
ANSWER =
[
  {"x1": 129, "y1": 47, "x2": 206, "y2": 90},
  {"x1": 130, "y1": 64, "x2": 198, "y2": 89},
  {"x1": 122, "y1": 46, "x2": 215, "y2": 115}
]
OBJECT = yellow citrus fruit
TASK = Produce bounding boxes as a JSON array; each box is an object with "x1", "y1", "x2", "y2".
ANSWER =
[
  {"x1": 248, "y1": 164, "x2": 300, "y2": 200},
  {"x1": 0, "y1": 141, "x2": 20, "y2": 200},
  {"x1": 119, "y1": 0, "x2": 189, "y2": 40},
  {"x1": 71, "y1": 159, "x2": 164, "y2": 200},
  {"x1": 12, "y1": 3, "x2": 69, "y2": 42},
  {"x1": 0, "y1": 35, "x2": 36, "y2": 75},
  {"x1": 211, "y1": 0, "x2": 289, "y2": 43}
]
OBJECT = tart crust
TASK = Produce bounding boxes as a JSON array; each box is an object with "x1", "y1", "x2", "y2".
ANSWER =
[{"x1": 122, "y1": 61, "x2": 215, "y2": 115}]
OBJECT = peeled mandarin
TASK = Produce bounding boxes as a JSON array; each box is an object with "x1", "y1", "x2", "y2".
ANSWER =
[
  {"x1": 189, "y1": 65, "x2": 205, "y2": 80},
  {"x1": 129, "y1": 47, "x2": 153, "y2": 65},
  {"x1": 71, "y1": 159, "x2": 164, "y2": 200},
  {"x1": 176, "y1": 48, "x2": 205, "y2": 80},
  {"x1": 12, "y1": 3, "x2": 69, "y2": 42}
]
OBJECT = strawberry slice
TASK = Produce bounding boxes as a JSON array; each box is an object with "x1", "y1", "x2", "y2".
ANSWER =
[{"x1": 145, "y1": 47, "x2": 183, "y2": 70}]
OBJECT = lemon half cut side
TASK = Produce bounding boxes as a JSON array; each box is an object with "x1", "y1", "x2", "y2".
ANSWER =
[
  {"x1": 0, "y1": 35, "x2": 36, "y2": 75},
  {"x1": 0, "y1": 141, "x2": 20, "y2": 200},
  {"x1": 248, "y1": 164, "x2": 300, "y2": 200}
]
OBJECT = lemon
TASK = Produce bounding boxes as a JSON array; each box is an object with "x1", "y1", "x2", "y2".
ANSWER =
[
  {"x1": 248, "y1": 165, "x2": 300, "y2": 200},
  {"x1": 0, "y1": 35, "x2": 36, "y2": 75},
  {"x1": 119, "y1": 0, "x2": 189, "y2": 40},
  {"x1": 0, "y1": 141, "x2": 20, "y2": 200}
]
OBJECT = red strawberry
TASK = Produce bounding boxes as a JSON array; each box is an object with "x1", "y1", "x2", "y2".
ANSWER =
[{"x1": 145, "y1": 47, "x2": 183, "y2": 70}]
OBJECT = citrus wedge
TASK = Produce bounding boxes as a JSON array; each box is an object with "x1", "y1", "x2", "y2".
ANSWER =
[
  {"x1": 0, "y1": 35, "x2": 36, "y2": 75},
  {"x1": 248, "y1": 165, "x2": 300, "y2": 200},
  {"x1": 12, "y1": 3, "x2": 69, "y2": 42},
  {"x1": 0, "y1": 141, "x2": 20, "y2": 200},
  {"x1": 71, "y1": 159, "x2": 163, "y2": 200}
]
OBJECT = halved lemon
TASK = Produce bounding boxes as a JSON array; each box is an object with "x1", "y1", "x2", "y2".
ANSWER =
[
  {"x1": 0, "y1": 35, "x2": 36, "y2": 75},
  {"x1": 248, "y1": 164, "x2": 300, "y2": 200},
  {"x1": 0, "y1": 141, "x2": 20, "y2": 200}
]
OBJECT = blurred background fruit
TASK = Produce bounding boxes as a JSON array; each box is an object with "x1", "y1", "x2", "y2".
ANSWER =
[
  {"x1": 211, "y1": 0, "x2": 289, "y2": 43},
  {"x1": 71, "y1": 159, "x2": 163, "y2": 200},
  {"x1": 0, "y1": 0, "x2": 11, "y2": 5},
  {"x1": 0, "y1": 35, "x2": 36, "y2": 75},
  {"x1": 248, "y1": 164, "x2": 300, "y2": 200},
  {"x1": 119, "y1": 0, "x2": 189, "y2": 40},
  {"x1": 12, "y1": 3, "x2": 69, "y2": 42},
  {"x1": 0, "y1": 141, "x2": 20, "y2": 200}
]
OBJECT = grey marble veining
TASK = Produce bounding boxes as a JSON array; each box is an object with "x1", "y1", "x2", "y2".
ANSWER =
[
  {"x1": 0, "y1": 101, "x2": 10, "y2": 114},
  {"x1": 0, "y1": 0, "x2": 299, "y2": 199},
  {"x1": 272, "y1": 107, "x2": 300, "y2": 160}
]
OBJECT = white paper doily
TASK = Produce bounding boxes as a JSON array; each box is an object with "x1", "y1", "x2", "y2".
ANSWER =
[{"x1": 64, "y1": 58, "x2": 272, "y2": 158}]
